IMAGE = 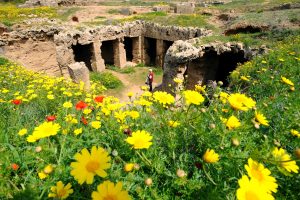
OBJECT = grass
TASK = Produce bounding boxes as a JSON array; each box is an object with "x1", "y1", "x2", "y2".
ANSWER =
[
  {"x1": 106, "y1": 65, "x2": 136, "y2": 74},
  {"x1": 56, "y1": 7, "x2": 82, "y2": 21},
  {"x1": 115, "y1": 12, "x2": 215, "y2": 30},
  {"x1": 0, "y1": 5, "x2": 57, "y2": 26},
  {"x1": 197, "y1": 29, "x2": 300, "y2": 48},
  {"x1": 90, "y1": 71, "x2": 123, "y2": 89}
]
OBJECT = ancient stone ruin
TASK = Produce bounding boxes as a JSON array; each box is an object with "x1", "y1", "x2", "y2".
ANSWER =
[
  {"x1": 54, "y1": 21, "x2": 212, "y2": 77},
  {"x1": 157, "y1": 39, "x2": 268, "y2": 93},
  {"x1": 0, "y1": 18, "x2": 267, "y2": 93}
]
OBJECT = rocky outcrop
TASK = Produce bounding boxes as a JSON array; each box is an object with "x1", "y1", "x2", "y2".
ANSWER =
[
  {"x1": 158, "y1": 39, "x2": 268, "y2": 93},
  {"x1": 68, "y1": 62, "x2": 90, "y2": 89}
]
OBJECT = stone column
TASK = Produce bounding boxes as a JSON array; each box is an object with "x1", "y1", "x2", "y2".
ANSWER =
[
  {"x1": 142, "y1": 37, "x2": 150, "y2": 65},
  {"x1": 156, "y1": 39, "x2": 164, "y2": 67},
  {"x1": 113, "y1": 38, "x2": 126, "y2": 68},
  {"x1": 132, "y1": 36, "x2": 142, "y2": 63},
  {"x1": 56, "y1": 45, "x2": 75, "y2": 78},
  {"x1": 68, "y1": 62, "x2": 90, "y2": 90},
  {"x1": 93, "y1": 40, "x2": 105, "y2": 72}
]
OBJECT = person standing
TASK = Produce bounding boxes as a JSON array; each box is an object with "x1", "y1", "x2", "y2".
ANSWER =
[{"x1": 146, "y1": 69, "x2": 154, "y2": 92}]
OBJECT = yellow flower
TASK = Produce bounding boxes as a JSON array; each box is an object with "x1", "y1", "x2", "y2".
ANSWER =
[
  {"x1": 127, "y1": 92, "x2": 134, "y2": 98},
  {"x1": 291, "y1": 129, "x2": 300, "y2": 138},
  {"x1": 183, "y1": 90, "x2": 204, "y2": 106},
  {"x1": 91, "y1": 181, "x2": 131, "y2": 200},
  {"x1": 27, "y1": 122, "x2": 60, "y2": 142},
  {"x1": 124, "y1": 163, "x2": 135, "y2": 172},
  {"x1": 223, "y1": 115, "x2": 241, "y2": 130},
  {"x1": 44, "y1": 164, "x2": 54, "y2": 174},
  {"x1": 38, "y1": 171, "x2": 48, "y2": 180},
  {"x1": 281, "y1": 76, "x2": 294, "y2": 86},
  {"x1": 153, "y1": 91, "x2": 175, "y2": 106},
  {"x1": 236, "y1": 175, "x2": 274, "y2": 200},
  {"x1": 245, "y1": 158, "x2": 278, "y2": 193},
  {"x1": 83, "y1": 108, "x2": 92, "y2": 115},
  {"x1": 18, "y1": 128, "x2": 27, "y2": 136},
  {"x1": 168, "y1": 120, "x2": 180, "y2": 128},
  {"x1": 125, "y1": 130, "x2": 153, "y2": 149},
  {"x1": 134, "y1": 98, "x2": 152, "y2": 107},
  {"x1": 203, "y1": 149, "x2": 219, "y2": 163},
  {"x1": 91, "y1": 121, "x2": 101, "y2": 129},
  {"x1": 240, "y1": 76, "x2": 250, "y2": 81},
  {"x1": 48, "y1": 181, "x2": 73, "y2": 199},
  {"x1": 70, "y1": 146, "x2": 111, "y2": 184},
  {"x1": 63, "y1": 101, "x2": 73, "y2": 108},
  {"x1": 128, "y1": 111, "x2": 140, "y2": 119},
  {"x1": 219, "y1": 92, "x2": 229, "y2": 104},
  {"x1": 47, "y1": 94, "x2": 55, "y2": 100},
  {"x1": 74, "y1": 128, "x2": 83, "y2": 135},
  {"x1": 272, "y1": 147, "x2": 299, "y2": 174},
  {"x1": 173, "y1": 77, "x2": 184, "y2": 84},
  {"x1": 228, "y1": 93, "x2": 256, "y2": 111},
  {"x1": 195, "y1": 84, "x2": 206, "y2": 94},
  {"x1": 255, "y1": 111, "x2": 269, "y2": 126}
]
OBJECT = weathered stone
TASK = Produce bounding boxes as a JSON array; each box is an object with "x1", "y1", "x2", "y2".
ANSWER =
[
  {"x1": 153, "y1": 5, "x2": 170, "y2": 12},
  {"x1": 120, "y1": 8, "x2": 133, "y2": 16},
  {"x1": 175, "y1": 3, "x2": 195, "y2": 14},
  {"x1": 68, "y1": 62, "x2": 90, "y2": 90}
]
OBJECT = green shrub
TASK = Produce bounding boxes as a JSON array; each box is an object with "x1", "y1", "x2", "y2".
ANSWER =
[{"x1": 90, "y1": 71, "x2": 122, "y2": 89}]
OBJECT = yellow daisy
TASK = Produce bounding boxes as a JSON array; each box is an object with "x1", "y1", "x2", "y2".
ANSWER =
[
  {"x1": 291, "y1": 129, "x2": 300, "y2": 138},
  {"x1": 125, "y1": 130, "x2": 153, "y2": 149},
  {"x1": 70, "y1": 146, "x2": 111, "y2": 184},
  {"x1": 48, "y1": 181, "x2": 73, "y2": 199},
  {"x1": 222, "y1": 115, "x2": 241, "y2": 130},
  {"x1": 153, "y1": 91, "x2": 175, "y2": 106},
  {"x1": 255, "y1": 111, "x2": 269, "y2": 126},
  {"x1": 245, "y1": 158, "x2": 278, "y2": 193},
  {"x1": 228, "y1": 93, "x2": 256, "y2": 111},
  {"x1": 281, "y1": 76, "x2": 294, "y2": 86},
  {"x1": 183, "y1": 90, "x2": 205, "y2": 106},
  {"x1": 91, "y1": 181, "x2": 131, "y2": 200},
  {"x1": 236, "y1": 175, "x2": 274, "y2": 200},
  {"x1": 203, "y1": 149, "x2": 219, "y2": 163},
  {"x1": 272, "y1": 147, "x2": 299, "y2": 174}
]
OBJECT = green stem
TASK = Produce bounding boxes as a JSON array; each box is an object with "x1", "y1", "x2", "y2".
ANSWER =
[{"x1": 203, "y1": 165, "x2": 217, "y2": 185}]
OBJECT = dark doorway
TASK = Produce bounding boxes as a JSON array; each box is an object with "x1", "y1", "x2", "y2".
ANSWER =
[
  {"x1": 124, "y1": 37, "x2": 133, "y2": 62},
  {"x1": 72, "y1": 43, "x2": 94, "y2": 71},
  {"x1": 216, "y1": 51, "x2": 248, "y2": 85},
  {"x1": 162, "y1": 40, "x2": 174, "y2": 68},
  {"x1": 144, "y1": 37, "x2": 156, "y2": 66},
  {"x1": 101, "y1": 40, "x2": 115, "y2": 65},
  {"x1": 186, "y1": 50, "x2": 248, "y2": 88}
]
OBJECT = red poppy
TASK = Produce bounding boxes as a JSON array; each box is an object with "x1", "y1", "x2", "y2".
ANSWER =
[
  {"x1": 46, "y1": 115, "x2": 56, "y2": 121},
  {"x1": 11, "y1": 99, "x2": 22, "y2": 105},
  {"x1": 94, "y1": 96, "x2": 105, "y2": 103},
  {"x1": 81, "y1": 116, "x2": 88, "y2": 125},
  {"x1": 75, "y1": 101, "x2": 88, "y2": 110},
  {"x1": 11, "y1": 163, "x2": 19, "y2": 171}
]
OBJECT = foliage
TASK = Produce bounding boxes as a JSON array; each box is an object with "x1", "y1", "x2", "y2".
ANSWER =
[
  {"x1": 90, "y1": 71, "x2": 123, "y2": 89},
  {"x1": 106, "y1": 65, "x2": 136, "y2": 74},
  {"x1": 0, "y1": 5, "x2": 57, "y2": 26}
]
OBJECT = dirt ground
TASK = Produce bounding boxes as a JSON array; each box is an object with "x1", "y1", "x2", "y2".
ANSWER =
[
  {"x1": 3, "y1": 39, "x2": 61, "y2": 76},
  {"x1": 105, "y1": 68, "x2": 162, "y2": 101},
  {"x1": 71, "y1": 5, "x2": 153, "y2": 23}
]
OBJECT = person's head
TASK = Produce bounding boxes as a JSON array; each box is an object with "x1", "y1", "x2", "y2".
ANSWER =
[{"x1": 149, "y1": 69, "x2": 152, "y2": 72}]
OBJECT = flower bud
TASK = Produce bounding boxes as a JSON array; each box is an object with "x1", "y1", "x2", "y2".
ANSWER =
[
  {"x1": 231, "y1": 138, "x2": 240, "y2": 146},
  {"x1": 200, "y1": 108, "x2": 206, "y2": 113},
  {"x1": 217, "y1": 81, "x2": 223, "y2": 86},
  {"x1": 176, "y1": 169, "x2": 186, "y2": 178},
  {"x1": 145, "y1": 178, "x2": 153, "y2": 186},
  {"x1": 35, "y1": 146, "x2": 42, "y2": 152},
  {"x1": 112, "y1": 150, "x2": 118, "y2": 157},
  {"x1": 124, "y1": 163, "x2": 134, "y2": 172},
  {"x1": 134, "y1": 163, "x2": 140, "y2": 170},
  {"x1": 209, "y1": 123, "x2": 216, "y2": 129}
]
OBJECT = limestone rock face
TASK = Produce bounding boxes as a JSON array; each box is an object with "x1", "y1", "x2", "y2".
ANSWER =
[
  {"x1": 157, "y1": 39, "x2": 268, "y2": 93},
  {"x1": 68, "y1": 62, "x2": 90, "y2": 90}
]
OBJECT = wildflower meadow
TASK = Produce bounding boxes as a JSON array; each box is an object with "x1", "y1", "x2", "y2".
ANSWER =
[{"x1": 0, "y1": 36, "x2": 299, "y2": 199}]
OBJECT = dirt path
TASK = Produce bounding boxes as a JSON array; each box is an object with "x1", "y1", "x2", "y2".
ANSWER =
[{"x1": 105, "y1": 68, "x2": 162, "y2": 102}]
